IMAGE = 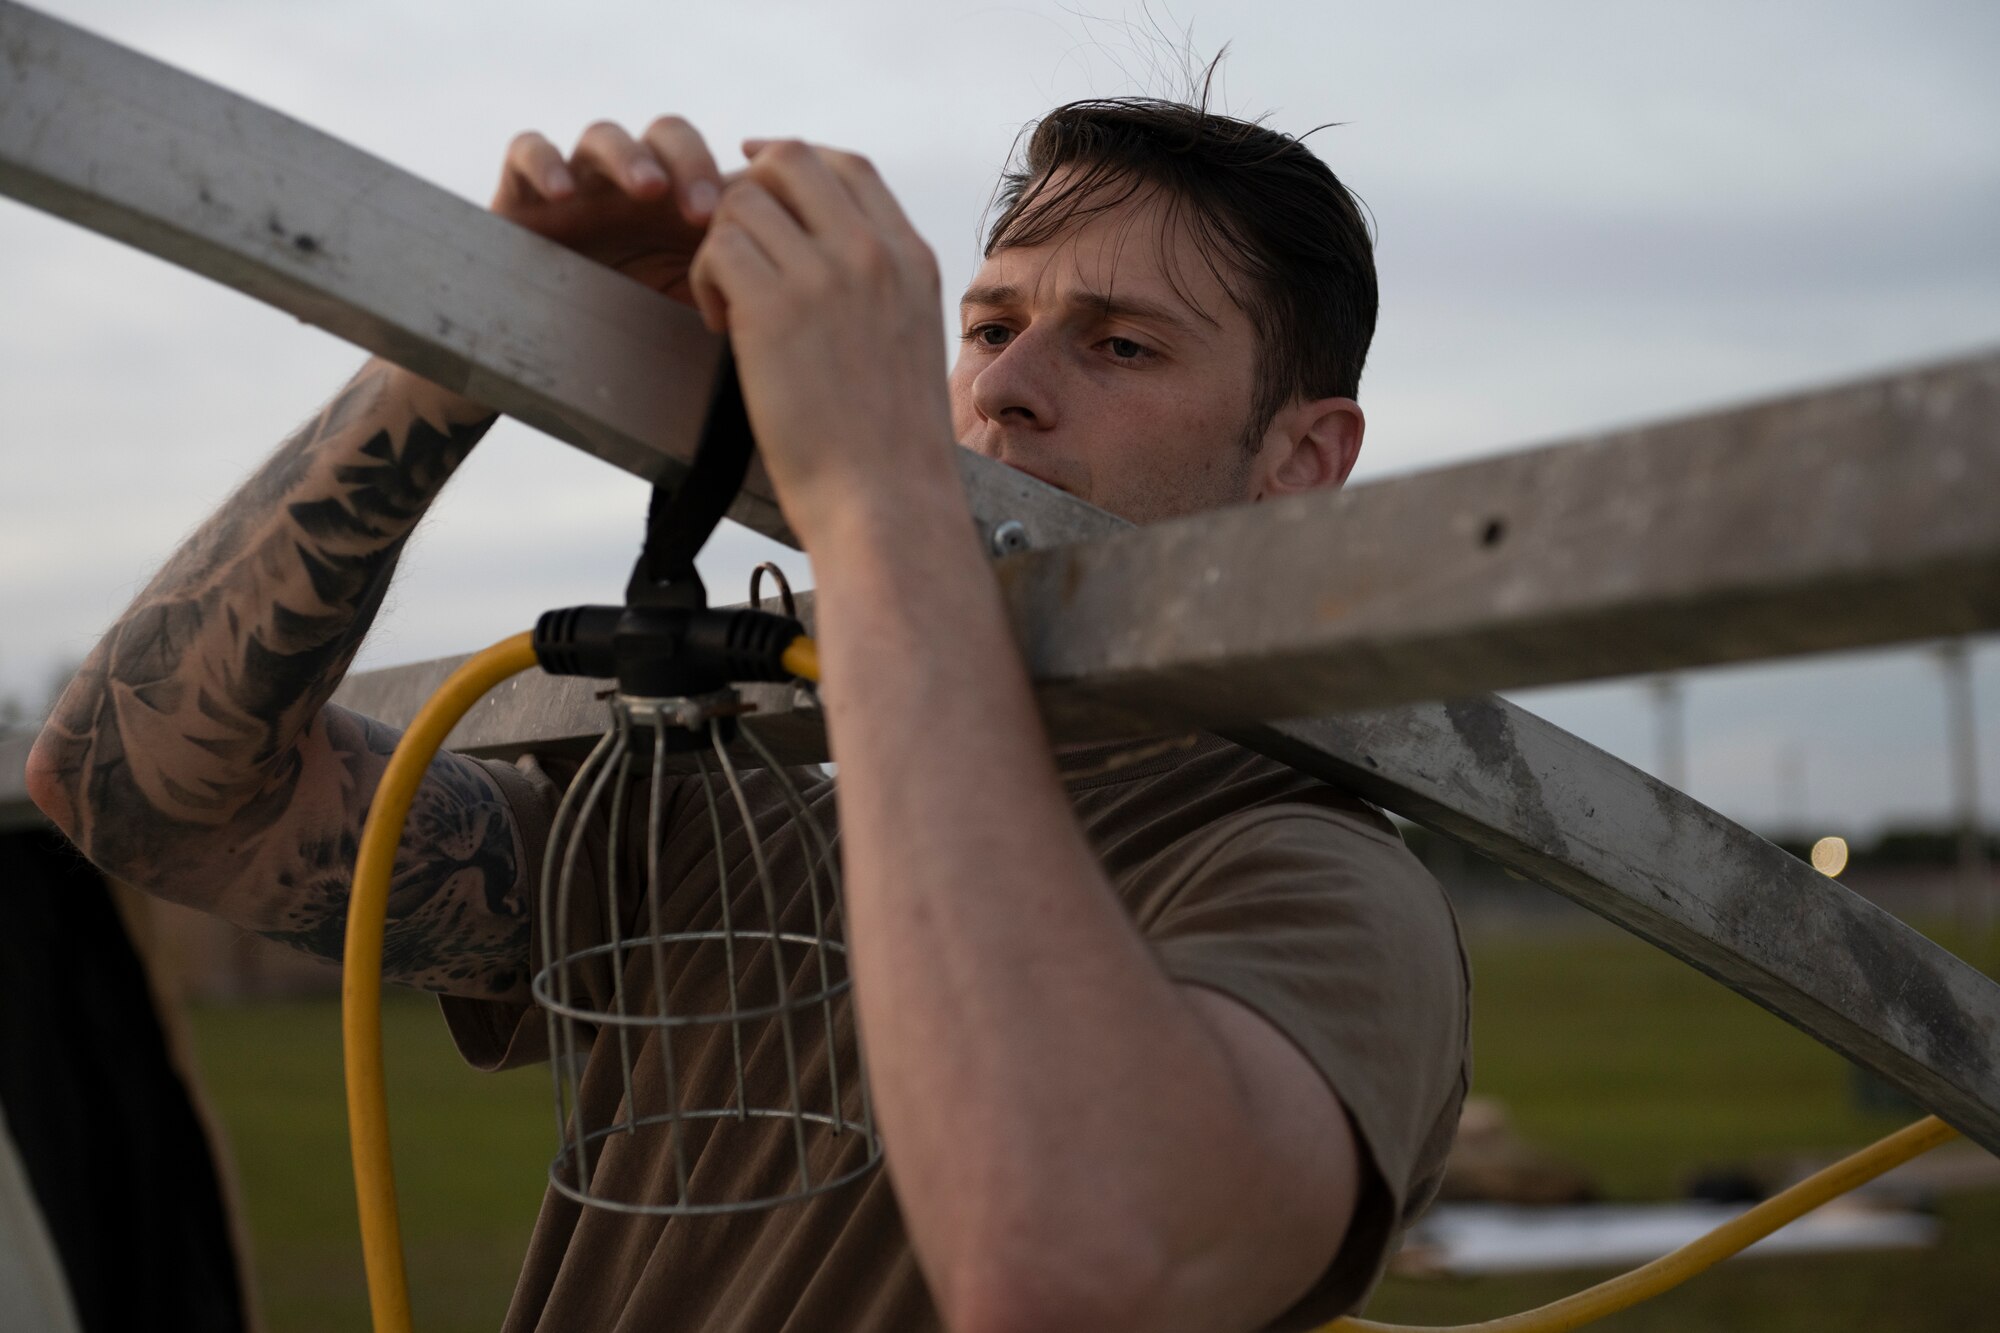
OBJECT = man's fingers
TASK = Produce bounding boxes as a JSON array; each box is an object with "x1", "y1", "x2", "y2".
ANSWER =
[
  {"x1": 643, "y1": 116, "x2": 724, "y2": 223},
  {"x1": 688, "y1": 206, "x2": 783, "y2": 333},
  {"x1": 742, "y1": 139, "x2": 914, "y2": 240},
  {"x1": 686, "y1": 241, "x2": 728, "y2": 332},
  {"x1": 569, "y1": 121, "x2": 668, "y2": 198},
  {"x1": 498, "y1": 130, "x2": 573, "y2": 203},
  {"x1": 713, "y1": 181, "x2": 815, "y2": 276},
  {"x1": 817, "y1": 149, "x2": 917, "y2": 239},
  {"x1": 696, "y1": 138, "x2": 935, "y2": 339},
  {"x1": 739, "y1": 139, "x2": 870, "y2": 240}
]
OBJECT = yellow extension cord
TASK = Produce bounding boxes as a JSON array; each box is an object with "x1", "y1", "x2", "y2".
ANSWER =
[
  {"x1": 1322, "y1": 1112, "x2": 1959, "y2": 1333},
  {"x1": 344, "y1": 631, "x2": 540, "y2": 1333},
  {"x1": 345, "y1": 631, "x2": 1963, "y2": 1333}
]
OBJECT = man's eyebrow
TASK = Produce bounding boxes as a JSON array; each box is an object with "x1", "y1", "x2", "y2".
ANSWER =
[
  {"x1": 958, "y1": 283, "x2": 1206, "y2": 336},
  {"x1": 959, "y1": 283, "x2": 1023, "y2": 309}
]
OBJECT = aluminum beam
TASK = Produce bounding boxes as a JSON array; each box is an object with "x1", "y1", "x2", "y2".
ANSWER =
[
  {"x1": 0, "y1": 0, "x2": 740, "y2": 517},
  {"x1": 1014, "y1": 351, "x2": 2000, "y2": 737},
  {"x1": 5, "y1": 1, "x2": 1998, "y2": 1150},
  {"x1": 1233, "y1": 707, "x2": 2000, "y2": 1157}
]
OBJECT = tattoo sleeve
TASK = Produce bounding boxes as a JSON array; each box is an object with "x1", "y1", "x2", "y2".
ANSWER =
[{"x1": 29, "y1": 362, "x2": 533, "y2": 1000}]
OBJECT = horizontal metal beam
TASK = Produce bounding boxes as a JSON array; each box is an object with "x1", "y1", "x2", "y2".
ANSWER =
[
  {"x1": 5, "y1": 1, "x2": 1998, "y2": 1152},
  {"x1": 1009, "y1": 350, "x2": 2000, "y2": 737}
]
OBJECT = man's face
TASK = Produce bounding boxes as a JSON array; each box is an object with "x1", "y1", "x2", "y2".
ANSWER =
[{"x1": 948, "y1": 185, "x2": 1270, "y2": 525}]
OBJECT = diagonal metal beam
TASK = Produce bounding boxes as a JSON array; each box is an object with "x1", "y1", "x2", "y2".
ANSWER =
[
  {"x1": 1233, "y1": 706, "x2": 2000, "y2": 1157},
  {"x1": 0, "y1": 1, "x2": 745, "y2": 520},
  {"x1": 5, "y1": 0, "x2": 1998, "y2": 1152},
  {"x1": 0, "y1": 0, "x2": 1109, "y2": 556}
]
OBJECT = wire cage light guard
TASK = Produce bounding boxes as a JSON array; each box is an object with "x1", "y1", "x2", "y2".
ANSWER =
[{"x1": 533, "y1": 695, "x2": 880, "y2": 1216}]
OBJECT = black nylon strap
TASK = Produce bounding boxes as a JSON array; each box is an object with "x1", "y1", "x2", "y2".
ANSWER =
[{"x1": 626, "y1": 347, "x2": 756, "y2": 610}]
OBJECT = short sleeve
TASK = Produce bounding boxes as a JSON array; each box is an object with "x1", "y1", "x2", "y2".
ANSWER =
[{"x1": 1142, "y1": 808, "x2": 1470, "y2": 1328}]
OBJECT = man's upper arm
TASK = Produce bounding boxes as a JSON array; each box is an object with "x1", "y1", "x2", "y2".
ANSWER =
[
  {"x1": 1141, "y1": 806, "x2": 1470, "y2": 1327},
  {"x1": 1173, "y1": 983, "x2": 1363, "y2": 1326}
]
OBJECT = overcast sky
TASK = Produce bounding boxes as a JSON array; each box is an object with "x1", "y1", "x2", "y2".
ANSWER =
[{"x1": 2, "y1": 0, "x2": 1996, "y2": 838}]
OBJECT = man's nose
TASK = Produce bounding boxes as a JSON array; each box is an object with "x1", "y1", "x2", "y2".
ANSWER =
[{"x1": 970, "y1": 330, "x2": 1058, "y2": 430}]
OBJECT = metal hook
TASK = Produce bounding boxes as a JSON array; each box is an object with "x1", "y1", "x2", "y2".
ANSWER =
[{"x1": 749, "y1": 561, "x2": 799, "y2": 621}]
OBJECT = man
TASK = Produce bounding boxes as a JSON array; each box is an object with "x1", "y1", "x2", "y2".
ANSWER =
[{"x1": 28, "y1": 98, "x2": 1467, "y2": 1331}]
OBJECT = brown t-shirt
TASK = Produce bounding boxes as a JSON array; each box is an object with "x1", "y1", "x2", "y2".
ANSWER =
[{"x1": 445, "y1": 733, "x2": 1469, "y2": 1331}]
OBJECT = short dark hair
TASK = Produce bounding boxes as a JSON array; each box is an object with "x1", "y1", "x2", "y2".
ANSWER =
[{"x1": 985, "y1": 97, "x2": 1378, "y2": 448}]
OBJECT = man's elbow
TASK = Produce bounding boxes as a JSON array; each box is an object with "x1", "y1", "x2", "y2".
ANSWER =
[
  {"x1": 942, "y1": 1276, "x2": 1143, "y2": 1333},
  {"x1": 935, "y1": 1235, "x2": 1170, "y2": 1333},
  {"x1": 933, "y1": 1169, "x2": 1355, "y2": 1333}
]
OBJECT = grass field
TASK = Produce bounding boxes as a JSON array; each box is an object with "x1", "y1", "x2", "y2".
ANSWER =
[{"x1": 184, "y1": 923, "x2": 2000, "y2": 1332}]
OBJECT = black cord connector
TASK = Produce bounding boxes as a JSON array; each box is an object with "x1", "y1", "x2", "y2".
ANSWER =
[{"x1": 532, "y1": 604, "x2": 805, "y2": 698}]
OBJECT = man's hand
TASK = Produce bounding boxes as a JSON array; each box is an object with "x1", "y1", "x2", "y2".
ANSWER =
[
  {"x1": 687, "y1": 139, "x2": 959, "y2": 546},
  {"x1": 492, "y1": 116, "x2": 726, "y2": 304}
]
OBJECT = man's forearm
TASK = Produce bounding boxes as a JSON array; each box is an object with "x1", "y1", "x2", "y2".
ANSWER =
[
  {"x1": 812, "y1": 476, "x2": 1337, "y2": 1333},
  {"x1": 28, "y1": 359, "x2": 495, "y2": 881}
]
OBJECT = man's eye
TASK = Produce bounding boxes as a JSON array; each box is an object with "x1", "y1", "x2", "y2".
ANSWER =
[
  {"x1": 966, "y1": 324, "x2": 1012, "y2": 347},
  {"x1": 1105, "y1": 337, "x2": 1148, "y2": 360}
]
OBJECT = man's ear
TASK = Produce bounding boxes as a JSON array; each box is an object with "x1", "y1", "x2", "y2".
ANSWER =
[{"x1": 1252, "y1": 396, "x2": 1365, "y2": 501}]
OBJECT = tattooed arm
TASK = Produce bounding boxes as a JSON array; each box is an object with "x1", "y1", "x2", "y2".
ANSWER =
[
  {"x1": 26, "y1": 116, "x2": 730, "y2": 1002},
  {"x1": 25, "y1": 365, "x2": 537, "y2": 998}
]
